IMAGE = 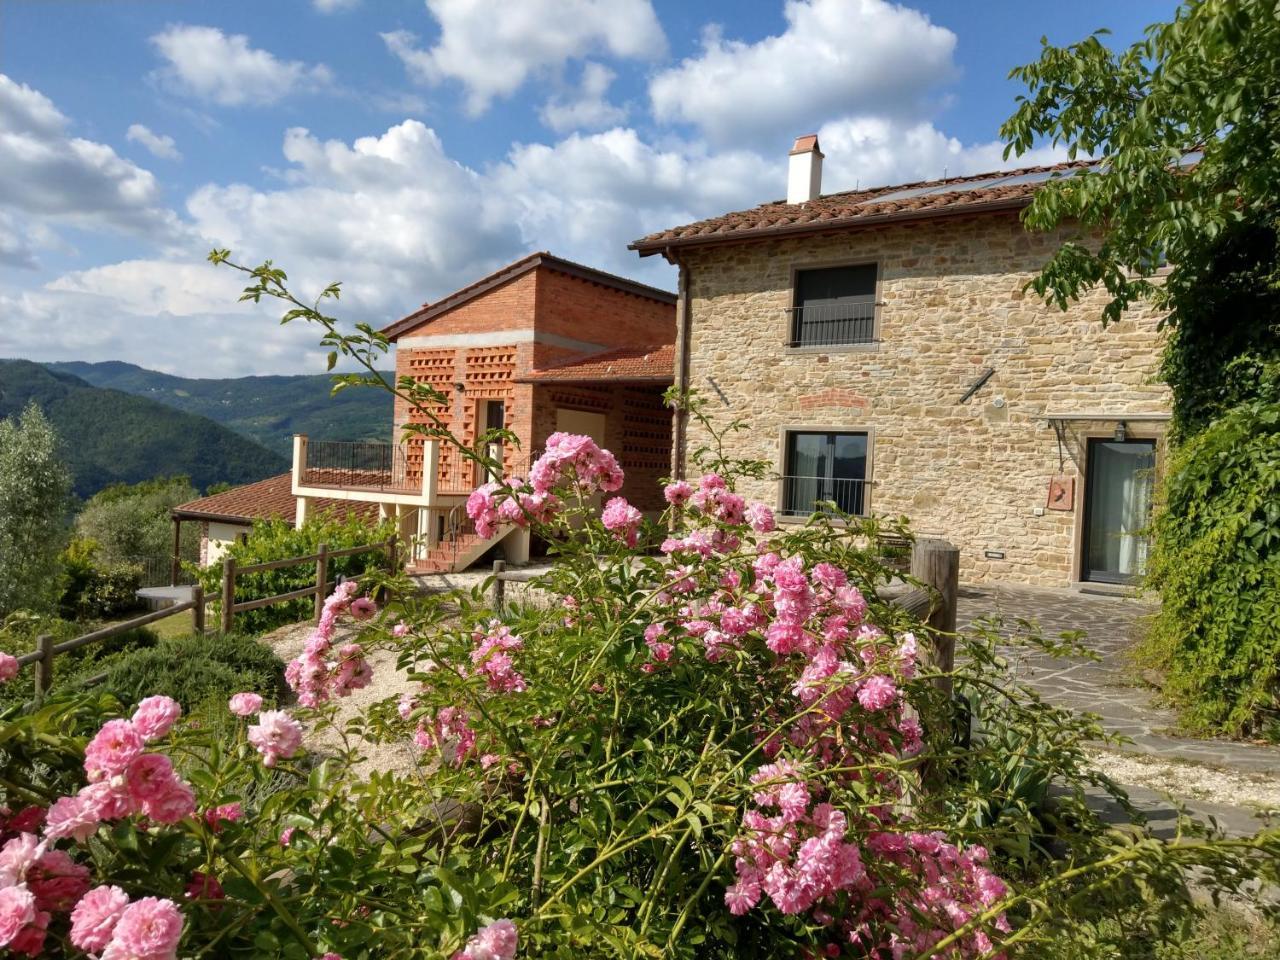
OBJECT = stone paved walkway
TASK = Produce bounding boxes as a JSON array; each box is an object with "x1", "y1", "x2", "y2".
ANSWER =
[{"x1": 956, "y1": 583, "x2": 1280, "y2": 776}]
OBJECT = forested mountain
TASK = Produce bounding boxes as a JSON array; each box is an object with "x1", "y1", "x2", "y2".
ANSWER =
[
  {"x1": 46, "y1": 360, "x2": 392, "y2": 459},
  {"x1": 0, "y1": 360, "x2": 287, "y2": 498}
]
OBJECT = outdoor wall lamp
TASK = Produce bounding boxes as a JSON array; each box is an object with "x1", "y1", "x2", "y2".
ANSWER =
[
  {"x1": 1114, "y1": 421, "x2": 1128, "y2": 442},
  {"x1": 454, "y1": 382, "x2": 466, "y2": 393}
]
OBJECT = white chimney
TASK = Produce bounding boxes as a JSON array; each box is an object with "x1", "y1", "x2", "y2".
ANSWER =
[{"x1": 787, "y1": 134, "x2": 823, "y2": 204}]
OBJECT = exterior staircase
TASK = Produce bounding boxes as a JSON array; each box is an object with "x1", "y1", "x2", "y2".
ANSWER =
[{"x1": 407, "y1": 524, "x2": 514, "y2": 575}]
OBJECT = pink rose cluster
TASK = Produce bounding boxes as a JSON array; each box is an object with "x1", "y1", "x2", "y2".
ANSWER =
[
  {"x1": 453, "y1": 918, "x2": 518, "y2": 960},
  {"x1": 413, "y1": 706, "x2": 477, "y2": 766},
  {"x1": 658, "y1": 474, "x2": 775, "y2": 559},
  {"x1": 0, "y1": 699, "x2": 191, "y2": 957},
  {"x1": 529, "y1": 432, "x2": 623, "y2": 497},
  {"x1": 43, "y1": 700, "x2": 195, "y2": 846},
  {"x1": 247, "y1": 711, "x2": 304, "y2": 768},
  {"x1": 466, "y1": 480, "x2": 561, "y2": 540},
  {"x1": 0, "y1": 651, "x2": 18, "y2": 684},
  {"x1": 600, "y1": 496, "x2": 643, "y2": 547},
  {"x1": 656, "y1": 547, "x2": 1009, "y2": 953},
  {"x1": 0, "y1": 833, "x2": 91, "y2": 955},
  {"x1": 70, "y1": 888, "x2": 184, "y2": 960},
  {"x1": 471, "y1": 620, "x2": 527, "y2": 694},
  {"x1": 466, "y1": 432, "x2": 622, "y2": 540},
  {"x1": 284, "y1": 581, "x2": 374, "y2": 708}
]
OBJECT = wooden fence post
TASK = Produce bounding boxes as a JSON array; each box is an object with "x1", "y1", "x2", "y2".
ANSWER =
[
  {"x1": 192, "y1": 584, "x2": 205, "y2": 635},
  {"x1": 221, "y1": 556, "x2": 236, "y2": 635},
  {"x1": 33, "y1": 634, "x2": 55, "y2": 701},
  {"x1": 492, "y1": 559, "x2": 506, "y2": 615},
  {"x1": 386, "y1": 534, "x2": 398, "y2": 573},
  {"x1": 314, "y1": 543, "x2": 329, "y2": 622},
  {"x1": 910, "y1": 538, "x2": 959, "y2": 695}
]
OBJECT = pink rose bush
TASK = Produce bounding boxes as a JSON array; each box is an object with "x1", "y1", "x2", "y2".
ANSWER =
[
  {"x1": 4, "y1": 380, "x2": 1275, "y2": 960},
  {"x1": 0, "y1": 696, "x2": 191, "y2": 958}
]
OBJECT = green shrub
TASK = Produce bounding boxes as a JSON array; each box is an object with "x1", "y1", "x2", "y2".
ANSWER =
[
  {"x1": 97, "y1": 632, "x2": 284, "y2": 711},
  {"x1": 194, "y1": 513, "x2": 394, "y2": 634},
  {"x1": 1139, "y1": 391, "x2": 1280, "y2": 735},
  {"x1": 59, "y1": 538, "x2": 147, "y2": 620}
]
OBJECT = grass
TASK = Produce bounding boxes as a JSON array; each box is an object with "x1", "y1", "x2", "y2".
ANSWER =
[
  {"x1": 104, "y1": 605, "x2": 200, "y2": 641},
  {"x1": 1168, "y1": 907, "x2": 1278, "y2": 959}
]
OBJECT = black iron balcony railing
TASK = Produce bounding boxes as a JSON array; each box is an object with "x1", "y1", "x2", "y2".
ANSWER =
[
  {"x1": 300, "y1": 440, "x2": 417, "y2": 493},
  {"x1": 779, "y1": 475, "x2": 869, "y2": 518},
  {"x1": 788, "y1": 301, "x2": 877, "y2": 348}
]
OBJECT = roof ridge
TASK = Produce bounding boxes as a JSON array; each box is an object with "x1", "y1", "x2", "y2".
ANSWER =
[
  {"x1": 630, "y1": 157, "x2": 1105, "y2": 255},
  {"x1": 384, "y1": 252, "x2": 676, "y2": 342}
]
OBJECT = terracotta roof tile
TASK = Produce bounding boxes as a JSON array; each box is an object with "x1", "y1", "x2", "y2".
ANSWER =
[
  {"x1": 517, "y1": 343, "x2": 675, "y2": 384},
  {"x1": 630, "y1": 159, "x2": 1101, "y2": 254},
  {"x1": 172, "y1": 473, "x2": 382, "y2": 526}
]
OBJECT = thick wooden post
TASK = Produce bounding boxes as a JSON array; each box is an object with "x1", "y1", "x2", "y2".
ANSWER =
[
  {"x1": 314, "y1": 543, "x2": 329, "y2": 622},
  {"x1": 34, "y1": 634, "x2": 55, "y2": 701},
  {"x1": 386, "y1": 534, "x2": 398, "y2": 573},
  {"x1": 220, "y1": 556, "x2": 236, "y2": 635},
  {"x1": 492, "y1": 559, "x2": 506, "y2": 615},
  {"x1": 911, "y1": 538, "x2": 959, "y2": 694},
  {"x1": 192, "y1": 584, "x2": 205, "y2": 635}
]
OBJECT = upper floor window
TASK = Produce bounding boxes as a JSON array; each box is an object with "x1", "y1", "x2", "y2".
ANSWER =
[
  {"x1": 789, "y1": 263, "x2": 878, "y2": 348},
  {"x1": 780, "y1": 430, "x2": 869, "y2": 517}
]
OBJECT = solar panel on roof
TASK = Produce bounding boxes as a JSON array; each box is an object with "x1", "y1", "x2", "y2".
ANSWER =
[{"x1": 857, "y1": 186, "x2": 937, "y2": 205}]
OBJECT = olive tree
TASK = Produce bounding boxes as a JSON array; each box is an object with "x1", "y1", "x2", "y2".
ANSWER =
[{"x1": 0, "y1": 402, "x2": 73, "y2": 616}]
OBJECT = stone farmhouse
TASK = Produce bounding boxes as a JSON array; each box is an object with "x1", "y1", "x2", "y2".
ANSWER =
[
  {"x1": 173, "y1": 253, "x2": 676, "y2": 574},
  {"x1": 630, "y1": 136, "x2": 1170, "y2": 587}
]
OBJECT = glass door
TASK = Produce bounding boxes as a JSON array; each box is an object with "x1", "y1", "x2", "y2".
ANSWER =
[{"x1": 1082, "y1": 439, "x2": 1156, "y2": 583}]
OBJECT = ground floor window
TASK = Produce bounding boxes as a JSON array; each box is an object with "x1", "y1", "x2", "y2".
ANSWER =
[{"x1": 780, "y1": 430, "x2": 869, "y2": 517}]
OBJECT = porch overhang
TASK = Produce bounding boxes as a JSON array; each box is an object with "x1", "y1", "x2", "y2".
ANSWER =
[{"x1": 516, "y1": 343, "x2": 676, "y2": 385}]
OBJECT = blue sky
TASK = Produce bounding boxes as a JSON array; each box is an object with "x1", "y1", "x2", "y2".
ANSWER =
[{"x1": 0, "y1": 0, "x2": 1175, "y2": 376}]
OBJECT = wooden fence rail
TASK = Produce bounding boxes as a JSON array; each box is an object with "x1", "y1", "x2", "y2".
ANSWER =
[
  {"x1": 219, "y1": 535, "x2": 397, "y2": 634},
  {"x1": 15, "y1": 585, "x2": 207, "y2": 703}
]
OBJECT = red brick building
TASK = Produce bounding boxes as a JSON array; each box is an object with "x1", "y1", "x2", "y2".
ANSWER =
[{"x1": 289, "y1": 252, "x2": 677, "y2": 571}]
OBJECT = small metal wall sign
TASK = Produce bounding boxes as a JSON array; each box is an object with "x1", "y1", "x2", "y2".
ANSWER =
[{"x1": 1046, "y1": 475, "x2": 1075, "y2": 511}]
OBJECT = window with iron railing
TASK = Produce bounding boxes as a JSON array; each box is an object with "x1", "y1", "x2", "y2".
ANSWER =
[
  {"x1": 780, "y1": 430, "x2": 869, "y2": 517},
  {"x1": 789, "y1": 263, "x2": 878, "y2": 347}
]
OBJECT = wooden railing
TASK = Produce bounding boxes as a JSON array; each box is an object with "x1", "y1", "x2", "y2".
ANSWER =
[
  {"x1": 16, "y1": 586, "x2": 207, "y2": 703},
  {"x1": 219, "y1": 535, "x2": 398, "y2": 634}
]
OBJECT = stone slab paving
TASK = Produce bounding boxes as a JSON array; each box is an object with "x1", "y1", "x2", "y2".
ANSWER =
[{"x1": 955, "y1": 583, "x2": 1280, "y2": 777}]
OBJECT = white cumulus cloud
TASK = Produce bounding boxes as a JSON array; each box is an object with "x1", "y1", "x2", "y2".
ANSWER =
[
  {"x1": 816, "y1": 117, "x2": 1068, "y2": 195},
  {"x1": 383, "y1": 0, "x2": 666, "y2": 115},
  {"x1": 0, "y1": 75, "x2": 180, "y2": 243},
  {"x1": 539, "y1": 62, "x2": 628, "y2": 133},
  {"x1": 650, "y1": 0, "x2": 957, "y2": 147},
  {"x1": 126, "y1": 123, "x2": 181, "y2": 160},
  {"x1": 150, "y1": 25, "x2": 333, "y2": 106}
]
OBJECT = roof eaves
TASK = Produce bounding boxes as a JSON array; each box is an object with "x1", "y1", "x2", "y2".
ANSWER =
[{"x1": 629, "y1": 196, "x2": 1032, "y2": 256}]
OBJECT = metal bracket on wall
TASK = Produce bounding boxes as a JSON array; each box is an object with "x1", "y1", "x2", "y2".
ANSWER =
[
  {"x1": 706, "y1": 376, "x2": 730, "y2": 405},
  {"x1": 958, "y1": 367, "x2": 995, "y2": 404}
]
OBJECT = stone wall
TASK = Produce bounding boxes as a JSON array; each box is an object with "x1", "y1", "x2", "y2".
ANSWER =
[{"x1": 676, "y1": 212, "x2": 1171, "y2": 585}]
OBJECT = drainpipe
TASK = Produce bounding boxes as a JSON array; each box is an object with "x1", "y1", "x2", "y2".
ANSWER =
[{"x1": 671, "y1": 251, "x2": 692, "y2": 481}]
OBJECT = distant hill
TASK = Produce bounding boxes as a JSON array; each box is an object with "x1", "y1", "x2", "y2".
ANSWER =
[
  {"x1": 46, "y1": 360, "x2": 392, "y2": 459},
  {"x1": 0, "y1": 360, "x2": 288, "y2": 499}
]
